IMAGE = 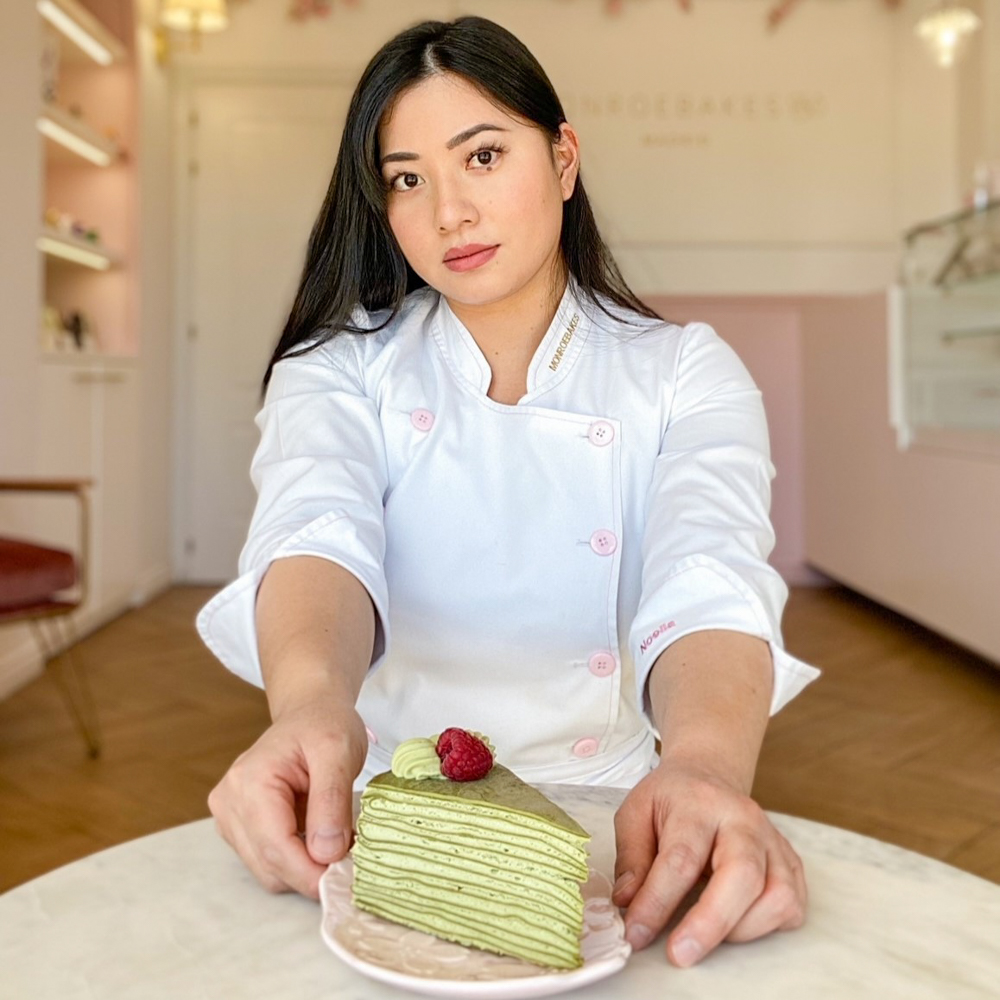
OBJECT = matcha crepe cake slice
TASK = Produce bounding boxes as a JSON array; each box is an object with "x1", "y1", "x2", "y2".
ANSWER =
[{"x1": 351, "y1": 728, "x2": 591, "y2": 970}]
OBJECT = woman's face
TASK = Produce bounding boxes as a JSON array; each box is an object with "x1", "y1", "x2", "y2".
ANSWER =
[{"x1": 379, "y1": 73, "x2": 579, "y2": 309}]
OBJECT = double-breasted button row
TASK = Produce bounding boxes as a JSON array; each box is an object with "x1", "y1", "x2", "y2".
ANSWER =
[
  {"x1": 571, "y1": 649, "x2": 618, "y2": 757},
  {"x1": 578, "y1": 421, "x2": 617, "y2": 761}
]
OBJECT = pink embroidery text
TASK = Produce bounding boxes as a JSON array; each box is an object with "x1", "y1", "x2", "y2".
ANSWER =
[{"x1": 640, "y1": 621, "x2": 677, "y2": 653}]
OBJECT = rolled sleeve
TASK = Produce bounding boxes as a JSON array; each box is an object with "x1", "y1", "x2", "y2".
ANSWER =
[
  {"x1": 196, "y1": 337, "x2": 390, "y2": 688},
  {"x1": 628, "y1": 323, "x2": 820, "y2": 716}
]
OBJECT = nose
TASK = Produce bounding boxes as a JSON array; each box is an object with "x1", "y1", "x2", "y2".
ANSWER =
[{"x1": 434, "y1": 175, "x2": 479, "y2": 234}]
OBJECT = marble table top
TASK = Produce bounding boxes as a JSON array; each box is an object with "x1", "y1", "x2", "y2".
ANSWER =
[{"x1": 3, "y1": 784, "x2": 999, "y2": 999}]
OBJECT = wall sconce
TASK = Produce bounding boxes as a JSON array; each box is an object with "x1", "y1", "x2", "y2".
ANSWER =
[
  {"x1": 156, "y1": 0, "x2": 228, "y2": 64},
  {"x1": 914, "y1": 1, "x2": 981, "y2": 67}
]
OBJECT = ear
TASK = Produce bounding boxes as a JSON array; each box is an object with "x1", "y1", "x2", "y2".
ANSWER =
[{"x1": 553, "y1": 122, "x2": 581, "y2": 201}]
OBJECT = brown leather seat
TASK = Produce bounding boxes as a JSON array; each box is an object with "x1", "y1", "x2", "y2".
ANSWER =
[
  {"x1": 0, "y1": 479, "x2": 99, "y2": 755},
  {"x1": 0, "y1": 538, "x2": 78, "y2": 618}
]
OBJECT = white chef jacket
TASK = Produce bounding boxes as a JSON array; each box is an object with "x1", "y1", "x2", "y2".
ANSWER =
[{"x1": 196, "y1": 278, "x2": 820, "y2": 789}]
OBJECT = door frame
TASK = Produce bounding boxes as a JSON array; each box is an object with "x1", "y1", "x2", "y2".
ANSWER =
[{"x1": 170, "y1": 66, "x2": 359, "y2": 582}]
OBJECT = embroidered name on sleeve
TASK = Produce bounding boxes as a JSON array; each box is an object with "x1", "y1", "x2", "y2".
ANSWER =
[{"x1": 640, "y1": 621, "x2": 677, "y2": 654}]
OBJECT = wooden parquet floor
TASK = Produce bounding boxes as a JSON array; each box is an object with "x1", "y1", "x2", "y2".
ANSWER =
[{"x1": 1, "y1": 585, "x2": 999, "y2": 893}]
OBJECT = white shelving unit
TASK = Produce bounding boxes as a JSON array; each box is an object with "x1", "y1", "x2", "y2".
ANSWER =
[{"x1": 38, "y1": 0, "x2": 135, "y2": 356}]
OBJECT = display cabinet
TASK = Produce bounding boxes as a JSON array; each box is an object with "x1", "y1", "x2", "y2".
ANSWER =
[{"x1": 890, "y1": 199, "x2": 1000, "y2": 453}]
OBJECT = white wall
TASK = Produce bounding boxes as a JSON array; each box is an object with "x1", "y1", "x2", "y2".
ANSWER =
[
  {"x1": 0, "y1": 3, "x2": 44, "y2": 693},
  {"x1": 987, "y1": 2, "x2": 1000, "y2": 163},
  {"x1": 0, "y1": 3, "x2": 41, "y2": 474},
  {"x1": 176, "y1": 0, "x2": 963, "y2": 295},
  {"x1": 135, "y1": 0, "x2": 176, "y2": 602}
]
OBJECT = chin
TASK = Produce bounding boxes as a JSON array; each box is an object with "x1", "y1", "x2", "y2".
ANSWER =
[{"x1": 433, "y1": 265, "x2": 538, "y2": 308}]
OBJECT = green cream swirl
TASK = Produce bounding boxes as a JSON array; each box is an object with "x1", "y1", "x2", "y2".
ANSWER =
[{"x1": 391, "y1": 738, "x2": 445, "y2": 780}]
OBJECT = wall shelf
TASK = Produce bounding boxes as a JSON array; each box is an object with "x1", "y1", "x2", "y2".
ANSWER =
[
  {"x1": 36, "y1": 0, "x2": 127, "y2": 66},
  {"x1": 38, "y1": 226, "x2": 121, "y2": 270},
  {"x1": 38, "y1": 103, "x2": 120, "y2": 167}
]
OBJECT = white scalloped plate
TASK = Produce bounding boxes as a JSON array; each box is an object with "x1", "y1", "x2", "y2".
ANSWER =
[{"x1": 319, "y1": 858, "x2": 631, "y2": 999}]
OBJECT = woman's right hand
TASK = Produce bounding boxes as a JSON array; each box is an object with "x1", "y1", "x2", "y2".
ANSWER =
[{"x1": 207, "y1": 701, "x2": 369, "y2": 899}]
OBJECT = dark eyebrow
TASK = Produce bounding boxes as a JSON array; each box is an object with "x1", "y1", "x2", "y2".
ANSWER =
[{"x1": 380, "y1": 123, "x2": 510, "y2": 167}]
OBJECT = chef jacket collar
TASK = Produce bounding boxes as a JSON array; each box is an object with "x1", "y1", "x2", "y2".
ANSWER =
[{"x1": 430, "y1": 277, "x2": 591, "y2": 403}]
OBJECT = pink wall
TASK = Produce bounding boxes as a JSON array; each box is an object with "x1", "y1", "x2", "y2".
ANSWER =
[
  {"x1": 801, "y1": 293, "x2": 1000, "y2": 664},
  {"x1": 645, "y1": 294, "x2": 830, "y2": 587},
  {"x1": 44, "y1": 2, "x2": 138, "y2": 356}
]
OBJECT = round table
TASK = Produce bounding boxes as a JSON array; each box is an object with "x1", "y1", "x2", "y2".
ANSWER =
[{"x1": 2, "y1": 785, "x2": 999, "y2": 999}]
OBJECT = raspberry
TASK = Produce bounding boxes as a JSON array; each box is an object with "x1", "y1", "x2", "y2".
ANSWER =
[{"x1": 435, "y1": 728, "x2": 494, "y2": 781}]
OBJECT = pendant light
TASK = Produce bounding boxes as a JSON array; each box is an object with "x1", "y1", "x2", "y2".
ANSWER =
[{"x1": 914, "y1": 1, "x2": 981, "y2": 67}]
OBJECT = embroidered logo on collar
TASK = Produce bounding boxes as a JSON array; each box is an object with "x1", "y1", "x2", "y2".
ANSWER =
[{"x1": 548, "y1": 313, "x2": 580, "y2": 372}]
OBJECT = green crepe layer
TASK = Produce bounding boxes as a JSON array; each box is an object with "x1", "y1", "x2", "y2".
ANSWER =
[
  {"x1": 359, "y1": 823, "x2": 587, "y2": 884},
  {"x1": 358, "y1": 801, "x2": 589, "y2": 876},
  {"x1": 352, "y1": 764, "x2": 591, "y2": 969},
  {"x1": 354, "y1": 838, "x2": 579, "y2": 910},
  {"x1": 365, "y1": 766, "x2": 589, "y2": 839},
  {"x1": 353, "y1": 877, "x2": 581, "y2": 946},
  {"x1": 353, "y1": 892, "x2": 579, "y2": 970},
  {"x1": 351, "y1": 844, "x2": 584, "y2": 924}
]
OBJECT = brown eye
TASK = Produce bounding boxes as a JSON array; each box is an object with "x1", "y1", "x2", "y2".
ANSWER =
[
  {"x1": 468, "y1": 145, "x2": 505, "y2": 170},
  {"x1": 390, "y1": 172, "x2": 422, "y2": 192}
]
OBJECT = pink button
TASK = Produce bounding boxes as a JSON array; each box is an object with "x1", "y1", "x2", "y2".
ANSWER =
[
  {"x1": 365, "y1": 726, "x2": 378, "y2": 745},
  {"x1": 589, "y1": 530, "x2": 618, "y2": 556},
  {"x1": 411, "y1": 408, "x2": 435, "y2": 431},
  {"x1": 573, "y1": 737, "x2": 599, "y2": 758},
  {"x1": 587, "y1": 421, "x2": 615, "y2": 447},
  {"x1": 588, "y1": 651, "x2": 618, "y2": 677}
]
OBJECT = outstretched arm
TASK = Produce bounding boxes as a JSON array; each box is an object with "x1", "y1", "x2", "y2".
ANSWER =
[
  {"x1": 208, "y1": 557, "x2": 375, "y2": 900},
  {"x1": 613, "y1": 629, "x2": 807, "y2": 967}
]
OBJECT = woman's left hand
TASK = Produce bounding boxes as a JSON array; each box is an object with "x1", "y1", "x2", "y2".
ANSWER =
[{"x1": 611, "y1": 759, "x2": 807, "y2": 967}]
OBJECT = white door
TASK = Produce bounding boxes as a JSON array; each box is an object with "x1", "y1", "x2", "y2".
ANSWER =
[{"x1": 182, "y1": 82, "x2": 352, "y2": 582}]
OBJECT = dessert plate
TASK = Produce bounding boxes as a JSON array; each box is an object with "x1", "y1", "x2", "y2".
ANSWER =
[{"x1": 319, "y1": 859, "x2": 631, "y2": 999}]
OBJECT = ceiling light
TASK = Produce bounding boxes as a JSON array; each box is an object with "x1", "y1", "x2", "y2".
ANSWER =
[
  {"x1": 914, "y1": 2, "x2": 981, "y2": 67},
  {"x1": 160, "y1": 0, "x2": 229, "y2": 34}
]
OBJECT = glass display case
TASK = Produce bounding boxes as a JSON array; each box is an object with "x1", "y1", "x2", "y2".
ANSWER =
[{"x1": 890, "y1": 199, "x2": 1000, "y2": 452}]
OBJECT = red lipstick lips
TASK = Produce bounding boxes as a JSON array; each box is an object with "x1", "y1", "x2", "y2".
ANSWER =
[{"x1": 443, "y1": 243, "x2": 499, "y2": 272}]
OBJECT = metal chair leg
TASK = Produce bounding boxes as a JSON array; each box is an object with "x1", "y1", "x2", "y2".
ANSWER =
[{"x1": 31, "y1": 618, "x2": 103, "y2": 759}]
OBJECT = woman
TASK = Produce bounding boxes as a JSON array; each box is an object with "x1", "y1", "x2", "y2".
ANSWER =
[{"x1": 197, "y1": 15, "x2": 820, "y2": 969}]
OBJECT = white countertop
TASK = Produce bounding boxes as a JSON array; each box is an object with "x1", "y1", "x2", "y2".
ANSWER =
[{"x1": 2, "y1": 784, "x2": 999, "y2": 999}]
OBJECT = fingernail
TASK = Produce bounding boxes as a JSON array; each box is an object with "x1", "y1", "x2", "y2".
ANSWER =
[
  {"x1": 672, "y1": 936, "x2": 702, "y2": 968},
  {"x1": 612, "y1": 871, "x2": 634, "y2": 897},
  {"x1": 310, "y1": 829, "x2": 346, "y2": 862},
  {"x1": 625, "y1": 922, "x2": 653, "y2": 950}
]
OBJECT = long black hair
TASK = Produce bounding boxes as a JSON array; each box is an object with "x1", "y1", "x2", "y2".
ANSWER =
[{"x1": 264, "y1": 15, "x2": 661, "y2": 388}]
